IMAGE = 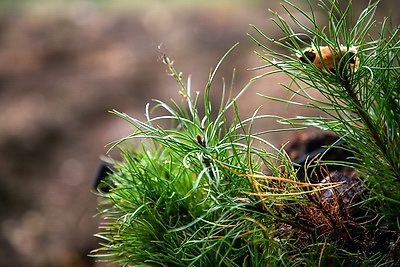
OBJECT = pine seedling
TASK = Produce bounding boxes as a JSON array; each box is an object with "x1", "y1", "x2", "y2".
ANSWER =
[
  {"x1": 250, "y1": 0, "x2": 400, "y2": 228},
  {"x1": 92, "y1": 43, "x2": 348, "y2": 265},
  {"x1": 91, "y1": 45, "x2": 297, "y2": 266},
  {"x1": 92, "y1": 0, "x2": 400, "y2": 265}
]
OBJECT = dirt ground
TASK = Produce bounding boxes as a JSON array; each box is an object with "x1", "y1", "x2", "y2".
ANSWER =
[{"x1": 0, "y1": 1, "x2": 397, "y2": 266}]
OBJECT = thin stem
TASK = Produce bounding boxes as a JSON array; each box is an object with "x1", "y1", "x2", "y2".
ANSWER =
[{"x1": 341, "y1": 78, "x2": 399, "y2": 181}]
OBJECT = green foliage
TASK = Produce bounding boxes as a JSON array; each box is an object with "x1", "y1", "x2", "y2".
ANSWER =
[
  {"x1": 249, "y1": 0, "x2": 400, "y2": 226},
  {"x1": 92, "y1": 0, "x2": 400, "y2": 266},
  {"x1": 92, "y1": 45, "x2": 304, "y2": 266}
]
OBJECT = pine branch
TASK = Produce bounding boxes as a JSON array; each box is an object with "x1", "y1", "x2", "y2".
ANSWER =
[{"x1": 341, "y1": 77, "x2": 399, "y2": 181}]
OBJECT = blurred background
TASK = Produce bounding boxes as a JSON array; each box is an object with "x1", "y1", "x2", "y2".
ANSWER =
[{"x1": 0, "y1": 1, "x2": 397, "y2": 266}]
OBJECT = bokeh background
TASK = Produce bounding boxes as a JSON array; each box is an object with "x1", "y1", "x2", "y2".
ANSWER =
[{"x1": 0, "y1": 1, "x2": 397, "y2": 266}]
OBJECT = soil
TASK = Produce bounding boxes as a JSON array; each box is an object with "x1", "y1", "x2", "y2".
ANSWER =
[{"x1": 285, "y1": 130, "x2": 400, "y2": 265}]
